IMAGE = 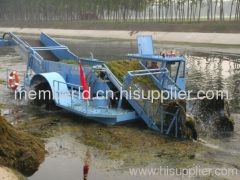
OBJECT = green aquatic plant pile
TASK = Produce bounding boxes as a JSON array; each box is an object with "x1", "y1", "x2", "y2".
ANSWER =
[
  {"x1": 107, "y1": 60, "x2": 160, "y2": 92},
  {"x1": 0, "y1": 115, "x2": 45, "y2": 175},
  {"x1": 107, "y1": 60, "x2": 142, "y2": 82}
]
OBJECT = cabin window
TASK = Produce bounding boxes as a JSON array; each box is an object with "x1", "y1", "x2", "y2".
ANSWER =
[
  {"x1": 166, "y1": 61, "x2": 179, "y2": 82},
  {"x1": 179, "y1": 61, "x2": 185, "y2": 78}
]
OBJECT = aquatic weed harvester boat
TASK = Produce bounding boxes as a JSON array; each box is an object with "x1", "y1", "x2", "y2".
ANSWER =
[{"x1": 0, "y1": 32, "x2": 234, "y2": 139}]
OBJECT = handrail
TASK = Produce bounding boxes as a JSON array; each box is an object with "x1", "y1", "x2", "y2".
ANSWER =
[
  {"x1": 139, "y1": 61, "x2": 163, "y2": 82},
  {"x1": 164, "y1": 75, "x2": 181, "y2": 91},
  {"x1": 128, "y1": 68, "x2": 168, "y2": 74},
  {"x1": 138, "y1": 61, "x2": 182, "y2": 91},
  {"x1": 53, "y1": 80, "x2": 83, "y2": 90},
  {"x1": 128, "y1": 70, "x2": 167, "y2": 77},
  {"x1": 31, "y1": 46, "x2": 68, "y2": 51},
  {"x1": 53, "y1": 80, "x2": 89, "y2": 113},
  {"x1": 31, "y1": 54, "x2": 43, "y2": 69},
  {"x1": 9, "y1": 32, "x2": 29, "y2": 49},
  {"x1": 103, "y1": 64, "x2": 122, "y2": 90}
]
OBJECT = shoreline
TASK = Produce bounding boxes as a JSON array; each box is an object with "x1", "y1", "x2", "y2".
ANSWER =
[{"x1": 0, "y1": 27, "x2": 240, "y2": 45}]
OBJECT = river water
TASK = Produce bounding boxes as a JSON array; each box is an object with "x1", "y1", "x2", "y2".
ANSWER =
[{"x1": 0, "y1": 35, "x2": 239, "y2": 180}]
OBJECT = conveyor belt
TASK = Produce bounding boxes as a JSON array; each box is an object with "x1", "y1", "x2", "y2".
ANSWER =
[{"x1": 22, "y1": 39, "x2": 60, "y2": 62}]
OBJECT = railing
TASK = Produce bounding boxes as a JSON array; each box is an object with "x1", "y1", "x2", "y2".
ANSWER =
[
  {"x1": 52, "y1": 80, "x2": 112, "y2": 115},
  {"x1": 102, "y1": 60, "x2": 184, "y2": 137},
  {"x1": 138, "y1": 61, "x2": 182, "y2": 91},
  {"x1": 127, "y1": 68, "x2": 168, "y2": 77},
  {"x1": 9, "y1": 32, "x2": 29, "y2": 49},
  {"x1": 122, "y1": 67, "x2": 183, "y2": 138},
  {"x1": 121, "y1": 76, "x2": 161, "y2": 130},
  {"x1": 31, "y1": 46, "x2": 68, "y2": 51},
  {"x1": 103, "y1": 64, "x2": 122, "y2": 90},
  {"x1": 53, "y1": 80, "x2": 89, "y2": 112}
]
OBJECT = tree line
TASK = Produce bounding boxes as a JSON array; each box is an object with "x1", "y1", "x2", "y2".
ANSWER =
[{"x1": 0, "y1": 0, "x2": 240, "y2": 22}]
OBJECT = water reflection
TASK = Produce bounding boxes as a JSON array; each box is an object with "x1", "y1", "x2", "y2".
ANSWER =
[{"x1": 186, "y1": 52, "x2": 240, "y2": 112}]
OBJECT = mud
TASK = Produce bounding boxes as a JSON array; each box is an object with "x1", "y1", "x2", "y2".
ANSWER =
[{"x1": 8, "y1": 108, "x2": 239, "y2": 180}]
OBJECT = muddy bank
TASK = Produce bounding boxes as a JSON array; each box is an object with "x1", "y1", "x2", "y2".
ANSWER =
[
  {"x1": 16, "y1": 110, "x2": 205, "y2": 168},
  {"x1": 0, "y1": 115, "x2": 45, "y2": 175},
  {"x1": 0, "y1": 28, "x2": 240, "y2": 45},
  {"x1": 11, "y1": 108, "x2": 239, "y2": 180}
]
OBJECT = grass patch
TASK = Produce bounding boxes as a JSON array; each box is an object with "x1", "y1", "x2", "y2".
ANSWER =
[{"x1": 0, "y1": 79, "x2": 6, "y2": 85}]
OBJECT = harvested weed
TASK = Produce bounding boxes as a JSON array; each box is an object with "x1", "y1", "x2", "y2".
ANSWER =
[
  {"x1": 107, "y1": 60, "x2": 142, "y2": 82},
  {"x1": 0, "y1": 116, "x2": 45, "y2": 175},
  {"x1": 107, "y1": 60, "x2": 161, "y2": 95}
]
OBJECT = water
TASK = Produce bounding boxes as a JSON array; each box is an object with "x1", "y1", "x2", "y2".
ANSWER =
[{"x1": 0, "y1": 35, "x2": 240, "y2": 179}]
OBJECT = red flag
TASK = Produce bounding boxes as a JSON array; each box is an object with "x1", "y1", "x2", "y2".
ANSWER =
[{"x1": 79, "y1": 61, "x2": 90, "y2": 100}]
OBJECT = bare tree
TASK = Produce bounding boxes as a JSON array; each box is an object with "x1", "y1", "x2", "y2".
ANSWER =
[
  {"x1": 229, "y1": 0, "x2": 235, "y2": 21},
  {"x1": 214, "y1": 0, "x2": 218, "y2": 21},
  {"x1": 198, "y1": 0, "x2": 203, "y2": 22},
  {"x1": 219, "y1": 0, "x2": 224, "y2": 21}
]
